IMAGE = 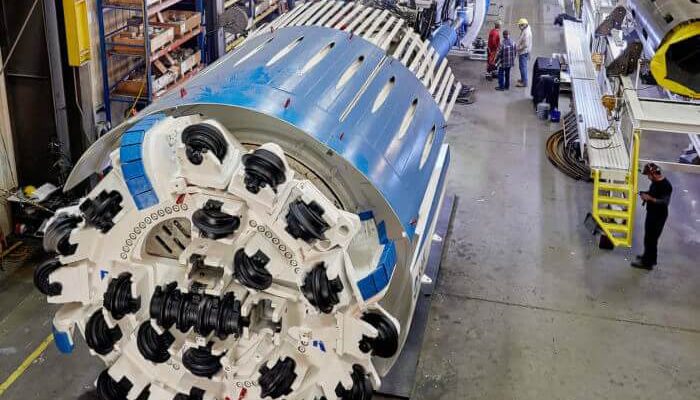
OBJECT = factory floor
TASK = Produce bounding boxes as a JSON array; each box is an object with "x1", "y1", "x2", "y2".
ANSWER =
[
  {"x1": 0, "y1": 0, "x2": 699, "y2": 399},
  {"x1": 409, "y1": 0, "x2": 700, "y2": 399}
]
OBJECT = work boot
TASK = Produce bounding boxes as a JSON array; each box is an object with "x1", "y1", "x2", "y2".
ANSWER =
[
  {"x1": 630, "y1": 260, "x2": 653, "y2": 270},
  {"x1": 634, "y1": 255, "x2": 656, "y2": 265}
]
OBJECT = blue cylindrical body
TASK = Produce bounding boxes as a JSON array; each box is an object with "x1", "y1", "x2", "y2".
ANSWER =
[
  {"x1": 430, "y1": 24, "x2": 459, "y2": 61},
  {"x1": 61, "y1": 11, "x2": 456, "y2": 382},
  {"x1": 143, "y1": 25, "x2": 450, "y2": 245}
]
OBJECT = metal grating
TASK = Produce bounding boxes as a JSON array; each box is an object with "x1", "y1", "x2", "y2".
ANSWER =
[
  {"x1": 571, "y1": 77, "x2": 629, "y2": 172},
  {"x1": 563, "y1": 21, "x2": 596, "y2": 80},
  {"x1": 564, "y1": 20, "x2": 629, "y2": 172}
]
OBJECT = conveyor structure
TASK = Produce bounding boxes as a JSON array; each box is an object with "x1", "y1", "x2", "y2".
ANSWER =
[
  {"x1": 33, "y1": 1, "x2": 480, "y2": 399},
  {"x1": 563, "y1": 0, "x2": 700, "y2": 248},
  {"x1": 563, "y1": 20, "x2": 630, "y2": 176},
  {"x1": 563, "y1": 9, "x2": 637, "y2": 248}
]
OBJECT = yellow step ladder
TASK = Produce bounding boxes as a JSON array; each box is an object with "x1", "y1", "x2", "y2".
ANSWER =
[{"x1": 590, "y1": 132, "x2": 640, "y2": 247}]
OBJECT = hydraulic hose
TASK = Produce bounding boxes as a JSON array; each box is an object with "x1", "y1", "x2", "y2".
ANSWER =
[{"x1": 545, "y1": 129, "x2": 591, "y2": 181}]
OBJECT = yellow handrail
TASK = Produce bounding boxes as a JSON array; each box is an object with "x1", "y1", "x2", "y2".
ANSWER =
[
  {"x1": 590, "y1": 131, "x2": 640, "y2": 248},
  {"x1": 627, "y1": 130, "x2": 641, "y2": 242}
]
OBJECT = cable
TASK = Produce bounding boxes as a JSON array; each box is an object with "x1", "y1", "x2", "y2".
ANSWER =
[
  {"x1": 622, "y1": 85, "x2": 656, "y2": 94},
  {"x1": 589, "y1": 142, "x2": 621, "y2": 150},
  {"x1": 0, "y1": 188, "x2": 56, "y2": 214},
  {"x1": 0, "y1": 0, "x2": 41, "y2": 76},
  {"x1": 545, "y1": 129, "x2": 591, "y2": 181},
  {"x1": 72, "y1": 68, "x2": 86, "y2": 125},
  {"x1": 126, "y1": 80, "x2": 146, "y2": 118}
]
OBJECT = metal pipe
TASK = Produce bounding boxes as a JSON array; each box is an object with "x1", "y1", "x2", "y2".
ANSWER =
[
  {"x1": 461, "y1": 0, "x2": 489, "y2": 48},
  {"x1": 429, "y1": 17, "x2": 464, "y2": 62},
  {"x1": 43, "y1": 0, "x2": 72, "y2": 160}
]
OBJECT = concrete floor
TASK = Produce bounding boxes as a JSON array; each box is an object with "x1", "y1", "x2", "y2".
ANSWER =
[
  {"x1": 410, "y1": 0, "x2": 700, "y2": 399},
  {"x1": 1, "y1": 0, "x2": 699, "y2": 398}
]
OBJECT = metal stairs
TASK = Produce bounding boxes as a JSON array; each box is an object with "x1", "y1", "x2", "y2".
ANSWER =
[{"x1": 590, "y1": 132, "x2": 640, "y2": 247}]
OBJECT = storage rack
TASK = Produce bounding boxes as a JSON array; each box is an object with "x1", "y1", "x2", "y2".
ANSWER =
[
  {"x1": 97, "y1": 0, "x2": 206, "y2": 123},
  {"x1": 223, "y1": 0, "x2": 294, "y2": 52}
]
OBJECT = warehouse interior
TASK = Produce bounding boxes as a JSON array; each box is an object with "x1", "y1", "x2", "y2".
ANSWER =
[{"x1": 0, "y1": 0, "x2": 698, "y2": 399}]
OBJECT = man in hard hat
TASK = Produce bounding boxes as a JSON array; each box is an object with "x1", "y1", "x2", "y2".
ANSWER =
[
  {"x1": 486, "y1": 21, "x2": 502, "y2": 80},
  {"x1": 631, "y1": 163, "x2": 673, "y2": 270},
  {"x1": 516, "y1": 18, "x2": 533, "y2": 88}
]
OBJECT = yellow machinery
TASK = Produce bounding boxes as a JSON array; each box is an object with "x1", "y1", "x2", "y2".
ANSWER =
[
  {"x1": 649, "y1": 21, "x2": 700, "y2": 99},
  {"x1": 566, "y1": 0, "x2": 700, "y2": 248},
  {"x1": 591, "y1": 131, "x2": 640, "y2": 247},
  {"x1": 628, "y1": 0, "x2": 700, "y2": 99},
  {"x1": 62, "y1": 0, "x2": 90, "y2": 66}
]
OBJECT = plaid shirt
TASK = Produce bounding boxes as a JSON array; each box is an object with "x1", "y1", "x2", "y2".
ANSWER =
[{"x1": 497, "y1": 38, "x2": 517, "y2": 68}]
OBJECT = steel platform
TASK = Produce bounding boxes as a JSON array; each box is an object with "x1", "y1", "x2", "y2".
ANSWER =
[
  {"x1": 563, "y1": 21, "x2": 596, "y2": 80},
  {"x1": 563, "y1": 20, "x2": 629, "y2": 175},
  {"x1": 375, "y1": 194, "x2": 455, "y2": 399}
]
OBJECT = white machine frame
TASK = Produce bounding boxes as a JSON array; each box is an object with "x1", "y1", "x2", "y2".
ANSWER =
[{"x1": 566, "y1": 0, "x2": 700, "y2": 176}]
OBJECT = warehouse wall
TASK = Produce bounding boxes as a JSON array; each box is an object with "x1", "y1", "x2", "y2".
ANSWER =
[
  {"x1": 0, "y1": 0, "x2": 64, "y2": 186},
  {"x1": 0, "y1": 49, "x2": 17, "y2": 237}
]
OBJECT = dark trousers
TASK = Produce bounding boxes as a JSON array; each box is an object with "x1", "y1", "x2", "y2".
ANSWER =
[
  {"x1": 642, "y1": 212, "x2": 668, "y2": 266},
  {"x1": 498, "y1": 66, "x2": 511, "y2": 89}
]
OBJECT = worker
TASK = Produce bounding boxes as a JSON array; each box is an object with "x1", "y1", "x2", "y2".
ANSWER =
[
  {"x1": 516, "y1": 18, "x2": 533, "y2": 88},
  {"x1": 495, "y1": 30, "x2": 516, "y2": 91},
  {"x1": 631, "y1": 163, "x2": 673, "y2": 270},
  {"x1": 486, "y1": 21, "x2": 502, "y2": 80}
]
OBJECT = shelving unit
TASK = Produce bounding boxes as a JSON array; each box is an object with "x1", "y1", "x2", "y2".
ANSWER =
[
  {"x1": 97, "y1": 0, "x2": 207, "y2": 122},
  {"x1": 223, "y1": 0, "x2": 294, "y2": 52}
]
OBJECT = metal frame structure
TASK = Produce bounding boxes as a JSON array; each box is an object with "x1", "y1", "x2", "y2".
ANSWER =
[
  {"x1": 563, "y1": 0, "x2": 700, "y2": 247},
  {"x1": 97, "y1": 0, "x2": 206, "y2": 123},
  {"x1": 619, "y1": 73, "x2": 700, "y2": 171},
  {"x1": 563, "y1": 19, "x2": 631, "y2": 180},
  {"x1": 577, "y1": 0, "x2": 700, "y2": 164}
]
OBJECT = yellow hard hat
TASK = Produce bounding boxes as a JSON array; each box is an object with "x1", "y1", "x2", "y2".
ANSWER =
[
  {"x1": 23, "y1": 185, "x2": 37, "y2": 198},
  {"x1": 518, "y1": 18, "x2": 529, "y2": 25}
]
